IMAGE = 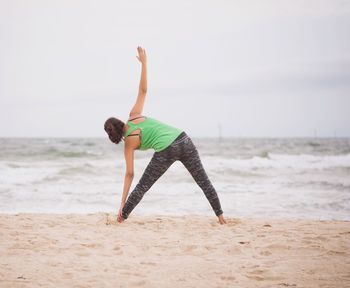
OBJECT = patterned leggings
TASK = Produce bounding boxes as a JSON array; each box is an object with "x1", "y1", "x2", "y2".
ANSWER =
[{"x1": 121, "y1": 132, "x2": 223, "y2": 219}]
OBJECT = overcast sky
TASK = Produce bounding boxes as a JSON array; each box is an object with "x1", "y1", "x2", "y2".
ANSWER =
[{"x1": 0, "y1": 0, "x2": 349, "y2": 138}]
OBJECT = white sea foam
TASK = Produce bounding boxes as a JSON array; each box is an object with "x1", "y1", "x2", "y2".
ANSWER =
[{"x1": 0, "y1": 137, "x2": 349, "y2": 220}]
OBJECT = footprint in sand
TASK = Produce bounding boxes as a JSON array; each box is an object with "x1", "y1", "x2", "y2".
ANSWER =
[
  {"x1": 246, "y1": 275, "x2": 265, "y2": 281},
  {"x1": 204, "y1": 245, "x2": 216, "y2": 251},
  {"x1": 227, "y1": 219, "x2": 241, "y2": 226},
  {"x1": 81, "y1": 243, "x2": 101, "y2": 248},
  {"x1": 121, "y1": 271, "x2": 145, "y2": 277},
  {"x1": 315, "y1": 235, "x2": 328, "y2": 241},
  {"x1": 75, "y1": 251, "x2": 90, "y2": 257},
  {"x1": 246, "y1": 269, "x2": 284, "y2": 281},
  {"x1": 129, "y1": 280, "x2": 146, "y2": 286},
  {"x1": 140, "y1": 261, "x2": 156, "y2": 266},
  {"x1": 46, "y1": 261, "x2": 60, "y2": 267},
  {"x1": 303, "y1": 236, "x2": 327, "y2": 242},
  {"x1": 113, "y1": 245, "x2": 123, "y2": 255},
  {"x1": 326, "y1": 250, "x2": 346, "y2": 256},
  {"x1": 63, "y1": 272, "x2": 73, "y2": 278},
  {"x1": 220, "y1": 276, "x2": 235, "y2": 281},
  {"x1": 305, "y1": 269, "x2": 316, "y2": 275},
  {"x1": 266, "y1": 244, "x2": 290, "y2": 250},
  {"x1": 260, "y1": 250, "x2": 272, "y2": 256},
  {"x1": 183, "y1": 244, "x2": 197, "y2": 252}
]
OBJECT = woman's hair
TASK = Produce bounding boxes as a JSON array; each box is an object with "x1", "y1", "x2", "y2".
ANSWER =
[{"x1": 104, "y1": 117, "x2": 125, "y2": 144}]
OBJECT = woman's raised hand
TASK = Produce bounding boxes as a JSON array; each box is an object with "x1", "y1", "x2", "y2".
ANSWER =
[{"x1": 136, "y1": 46, "x2": 147, "y2": 64}]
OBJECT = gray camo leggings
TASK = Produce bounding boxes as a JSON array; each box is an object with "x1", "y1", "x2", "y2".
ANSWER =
[{"x1": 121, "y1": 132, "x2": 223, "y2": 219}]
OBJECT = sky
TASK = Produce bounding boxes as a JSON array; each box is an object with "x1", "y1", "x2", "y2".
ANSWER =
[{"x1": 0, "y1": 0, "x2": 349, "y2": 138}]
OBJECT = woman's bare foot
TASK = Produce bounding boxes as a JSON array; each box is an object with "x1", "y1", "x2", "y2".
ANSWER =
[{"x1": 218, "y1": 214, "x2": 227, "y2": 225}]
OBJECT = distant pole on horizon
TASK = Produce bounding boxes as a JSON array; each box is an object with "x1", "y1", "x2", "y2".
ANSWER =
[{"x1": 218, "y1": 123, "x2": 222, "y2": 142}]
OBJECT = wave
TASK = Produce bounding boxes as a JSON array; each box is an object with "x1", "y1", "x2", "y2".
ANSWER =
[
  {"x1": 42, "y1": 147, "x2": 103, "y2": 158},
  {"x1": 7, "y1": 163, "x2": 22, "y2": 168},
  {"x1": 259, "y1": 151, "x2": 270, "y2": 158},
  {"x1": 307, "y1": 141, "x2": 321, "y2": 147},
  {"x1": 57, "y1": 164, "x2": 97, "y2": 176},
  {"x1": 0, "y1": 148, "x2": 104, "y2": 160},
  {"x1": 288, "y1": 180, "x2": 350, "y2": 191},
  {"x1": 204, "y1": 153, "x2": 350, "y2": 171}
]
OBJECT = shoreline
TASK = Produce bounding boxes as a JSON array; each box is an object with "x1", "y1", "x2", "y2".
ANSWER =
[
  {"x1": 1, "y1": 213, "x2": 349, "y2": 287},
  {"x1": 2, "y1": 211, "x2": 349, "y2": 221}
]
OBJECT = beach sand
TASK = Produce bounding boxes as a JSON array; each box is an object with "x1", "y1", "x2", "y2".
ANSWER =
[{"x1": 0, "y1": 213, "x2": 349, "y2": 288}]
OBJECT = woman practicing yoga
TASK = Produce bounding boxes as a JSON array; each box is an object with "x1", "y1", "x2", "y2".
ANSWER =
[{"x1": 104, "y1": 46, "x2": 226, "y2": 225}]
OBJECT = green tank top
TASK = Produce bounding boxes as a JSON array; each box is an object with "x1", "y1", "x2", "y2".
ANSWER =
[{"x1": 124, "y1": 116, "x2": 183, "y2": 152}]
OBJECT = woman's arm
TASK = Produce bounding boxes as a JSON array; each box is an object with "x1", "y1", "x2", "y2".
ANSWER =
[
  {"x1": 129, "y1": 46, "x2": 147, "y2": 116},
  {"x1": 121, "y1": 146, "x2": 135, "y2": 205},
  {"x1": 117, "y1": 145, "x2": 135, "y2": 222}
]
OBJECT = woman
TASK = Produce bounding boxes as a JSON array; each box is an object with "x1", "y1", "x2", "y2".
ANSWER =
[{"x1": 104, "y1": 46, "x2": 226, "y2": 225}]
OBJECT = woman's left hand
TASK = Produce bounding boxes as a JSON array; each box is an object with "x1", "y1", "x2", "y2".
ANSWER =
[
  {"x1": 117, "y1": 204, "x2": 125, "y2": 223},
  {"x1": 218, "y1": 214, "x2": 227, "y2": 225}
]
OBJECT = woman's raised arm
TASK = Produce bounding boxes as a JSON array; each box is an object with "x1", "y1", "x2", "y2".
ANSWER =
[{"x1": 129, "y1": 46, "x2": 147, "y2": 116}]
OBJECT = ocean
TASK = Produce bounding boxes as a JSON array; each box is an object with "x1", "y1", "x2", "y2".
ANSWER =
[{"x1": 0, "y1": 137, "x2": 349, "y2": 220}]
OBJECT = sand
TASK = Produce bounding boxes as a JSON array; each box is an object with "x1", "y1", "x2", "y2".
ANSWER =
[{"x1": 0, "y1": 213, "x2": 349, "y2": 288}]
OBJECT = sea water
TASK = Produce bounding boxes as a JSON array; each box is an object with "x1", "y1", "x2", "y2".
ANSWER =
[{"x1": 0, "y1": 137, "x2": 349, "y2": 220}]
